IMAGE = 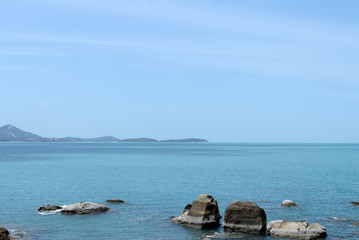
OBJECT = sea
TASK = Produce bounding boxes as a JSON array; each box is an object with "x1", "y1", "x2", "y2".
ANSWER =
[{"x1": 0, "y1": 143, "x2": 358, "y2": 239}]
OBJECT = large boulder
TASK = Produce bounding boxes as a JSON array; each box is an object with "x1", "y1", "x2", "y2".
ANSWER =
[
  {"x1": 61, "y1": 201, "x2": 109, "y2": 214},
  {"x1": 223, "y1": 200, "x2": 266, "y2": 234},
  {"x1": 38, "y1": 204, "x2": 62, "y2": 212},
  {"x1": 0, "y1": 227, "x2": 16, "y2": 240},
  {"x1": 281, "y1": 200, "x2": 297, "y2": 207},
  {"x1": 171, "y1": 194, "x2": 221, "y2": 229},
  {"x1": 266, "y1": 220, "x2": 327, "y2": 239}
]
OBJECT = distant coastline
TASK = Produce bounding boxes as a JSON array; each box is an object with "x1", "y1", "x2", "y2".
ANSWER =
[{"x1": 0, "y1": 124, "x2": 208, "y2": 143}]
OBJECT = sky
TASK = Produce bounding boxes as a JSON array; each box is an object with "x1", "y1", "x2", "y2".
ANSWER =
[{"x1": 1, "y1": 0, "x2": 359, "y2": 142}]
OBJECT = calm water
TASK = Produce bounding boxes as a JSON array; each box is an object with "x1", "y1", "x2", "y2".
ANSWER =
[{"x1": 0, "y1": 143, "x2": 358, "y2": 239}]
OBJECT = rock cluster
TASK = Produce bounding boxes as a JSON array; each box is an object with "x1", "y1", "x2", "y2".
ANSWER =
[
  {"x1": 61, "y1": 202, "x2": 109, "y2": 214},
  {"x1": 172, "y1": 195, "x2": 327, "y2": 239},
  {"x1": 0, "y1": 227, "x2": 16, "y2": 240},
  {"x1": 172, "y1": 194, "x2": 221, "y2": 229},
  {"x1": 266, "y1": 220, "x2": 327, "y2": 239},
  {"x1": 223, "y1": 200, "x2": 266, "y2": 234}
]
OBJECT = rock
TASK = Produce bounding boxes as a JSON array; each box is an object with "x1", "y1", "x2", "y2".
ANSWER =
[
  {"x1": 281, "y1": 200, "x2": 297, "y2": 207},
  {"x1": 351, "y1": 201, "x2": 359, "y2": 206},
  {"x1": 0, "y1": 227, "x2": 16, "y2": 240},
  {"x1": 171, "y1": 194, "x2": 221, "y2": 229},
  {"x1": 105, "y1": 199, "x2": 126, "y2": 204},
  {"x1": 352, "y1": 222, "x2": 359, "y2": 226},
  {"x1": 38, "y1": 204, "x2": 62, "y2": 212},
  {"x1": 222, "y1": 200, "x2": 267, "y2": 234},
  {"x1": 202, "y1": 232, "x2": 247, "y2": 239},
  {"x1": 327, "y1": 217, "x2": 347, "y2": 221},
  {"x1": 266, "y1": 220, "x2": 327, "y2": 239},
  {"x1": 61, "y1": 201, "x2": 109, "y2": 214}
]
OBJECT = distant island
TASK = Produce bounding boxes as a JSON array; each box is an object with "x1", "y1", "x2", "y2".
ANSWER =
[{"x1": 0, "y1": 124, "x2": 208, "y2": 143}]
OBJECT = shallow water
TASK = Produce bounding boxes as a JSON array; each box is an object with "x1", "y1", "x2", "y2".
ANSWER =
[{"x1": 0, "y1": 143, "x2": 358, "y2": 239}]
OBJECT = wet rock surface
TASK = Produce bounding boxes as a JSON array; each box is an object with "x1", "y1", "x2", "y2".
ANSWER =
[
  {"x1": 38, "y1": 204, "x2": 62, "y2": 212},
  {"x1": 105, "y1": 199, "x2": 126, "y2": 204}
]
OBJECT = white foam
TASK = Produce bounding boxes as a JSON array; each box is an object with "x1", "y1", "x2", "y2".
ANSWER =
[
  {"x1": 38, "y1": 209, "x2": 62, "y2": 215},
  {"x1": 38, "y1": 205, "x2": 67, "y2": 215}
]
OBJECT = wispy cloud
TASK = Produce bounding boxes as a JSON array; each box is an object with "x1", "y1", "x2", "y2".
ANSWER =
[
  {"x1": 0, "y1": 33, "x2": 139, "y2": 48},
  {"x1": 43, "y1": 0, "x2": 359, "y2": 45},
  {"x1": 2, "y1": 0, "x2": 359, "y2": 83}
]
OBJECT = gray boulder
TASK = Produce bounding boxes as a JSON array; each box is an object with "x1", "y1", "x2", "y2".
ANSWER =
[
  {"x1": 0, "y1": 227, "x2": 16, "y2": 240},
  {"x1": 281, "y1": 200, "x2": 297, "y2": 207},
  {"x1": 266, "y1": 220, "x2": 327, "y2": 239},
  {"x1": 38, "y1": 204, "x2": 62, "y2": 212},
  {"x1": 61, "y1": 201, "x2": 109, "y2": 214},
  {"x1": 171, "y1": 194, "x2": 221, "y2": 229},
  {"x1": 223, "y1": 200, "x2": 266, "y2": 234},
  {"x1": 105, "y1": 199, "x2": 126, "y2": 204}
]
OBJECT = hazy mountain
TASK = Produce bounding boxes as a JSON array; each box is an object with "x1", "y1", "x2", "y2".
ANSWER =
[
  {"x1": 120, "y1": 138, "x2": 158, "y2": 142},
  {"x1": 0, "y1": 124, "x2": 208, "y2": 143},
  {"x1": 53, "y1": 136, "x2": 120, "y2": 142},
  {"x1": 0, "y1": 124, "x2": 47, "y2": 142},
  {"x1": 160, "y1": 138, "x2": 208, "y2": 143},
  {"x1": 86, "y1": 136, "x2": 120, "y2": 142}
]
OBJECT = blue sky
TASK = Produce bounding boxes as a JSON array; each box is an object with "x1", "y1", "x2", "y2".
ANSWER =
[{"x1": 1, "y1": 0, "x2": 359, "y2": 142}]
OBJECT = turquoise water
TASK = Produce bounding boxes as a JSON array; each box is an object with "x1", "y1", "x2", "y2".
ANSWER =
[{"x1": 0, "y1": 143, "x2": 359, "y2": 239}]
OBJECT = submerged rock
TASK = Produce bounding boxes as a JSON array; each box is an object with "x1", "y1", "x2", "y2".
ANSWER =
[
  {"x1": 105, "y1": 199, "x2": 126, "y2": 204},
  {"x1": 266, "y1": 220, "x2": 327, "y2": 239},
  {"x1": 61, "y1": 201, "x2": 109, "y2": 214},
  {"x1": 223, "y1": 200, "x2": 266, "y2": 234},
  {"x1": 327, "y1": 216, "x2": 348, "y2": 221},
  {"x1": 38, "y1": 204, "x2": 62, "y2": 212},
  {"x1": 172, "y1": 194, "x2": 221, "y2": 229},
  {"x1": 281, "y1": 200, "x2": 297, "y2": 207},
  {"x1": 351, "y1": 201, "x2": 359, "y2": 206},
  {"x1": 202, "y1": 232, "x2": 248, "y2": 239},
  {"x1": 0, "y1": 227, "x2": 16, "y2": 240}
]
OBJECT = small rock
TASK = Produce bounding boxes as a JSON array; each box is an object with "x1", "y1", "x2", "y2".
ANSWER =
[
  {"x1": 38, "y1": 204, "x2": 62, "y2": 212},
  {"x1": 351, "y1": 201, "x2": 359, "y2": 206},
  {"x1": 171, "y1": 194, "x2": 222, "y2": 229},
  {"x1": 61, "y1": 201, "x2": 109, "y2": 214},
  {"x1": 281, "y1": 200, "x2": 297, "y2": 207},
  {"x1": 105, "y1": 199, "x2": 126, "y2": 204},
  {"x1": 223, "y1": 200, "x2": 267, "y2": 234},
  {"x1": 266, "y1": 220, "x2": 327, "y2": 239}
]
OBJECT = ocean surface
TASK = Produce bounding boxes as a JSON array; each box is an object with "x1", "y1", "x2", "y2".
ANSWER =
[{"x1": 0, "y1": 143, "x2": 358, "y2": 240}]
